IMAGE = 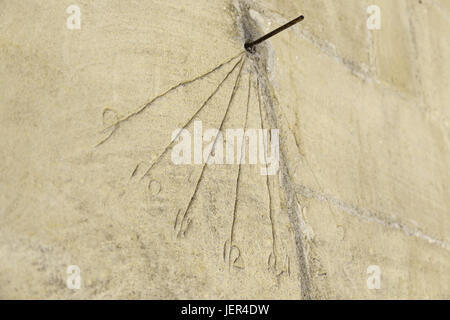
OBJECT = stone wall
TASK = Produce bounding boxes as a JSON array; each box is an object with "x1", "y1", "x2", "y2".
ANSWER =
[{"x1": 0, "y1": 0, "x2": 448, "y2": 299}]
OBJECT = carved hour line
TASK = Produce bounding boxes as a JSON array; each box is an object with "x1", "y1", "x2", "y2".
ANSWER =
[
  {"x1": 141, "y1": 56, "x2": 244, "y2": 180},
  {"x1": 179, "y1": 218, "x2": 193, "y2": 238},
  {"x1": 255, "y1": 68, "x2": 296, "y2": 280},
  {"x1": 256, "y1": 75, "x2": 278, "y2": 271},
  {"x1": 96, "y1": 51, "x2": 245, "y2": 147},
  {"x1": 130, "y1": 163, "x2": 140, "y2": 179},
  {"x1": 176, "y1": 210, "x2": 187, "y2": 238},
  {"x1": 175, "y1": 209, "x2": 193, "y2": 239},
  {"x1": 227, "y1": 70, "x2": 252, "y2": 270},
  {"x1": 178, "y1": 58, "x2": 247, "y2": 239},
  {"x1": 174, "y1": 209, "x2": 182, "y2": 231}
]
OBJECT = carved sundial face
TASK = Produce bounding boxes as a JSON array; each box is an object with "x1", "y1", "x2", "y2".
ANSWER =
[
  {"x1": 93, "y1": 2, "x2": 310, "y2": 298},
  {"x1": 2, "y1": 0, "x2": 448, "y2": 300}
]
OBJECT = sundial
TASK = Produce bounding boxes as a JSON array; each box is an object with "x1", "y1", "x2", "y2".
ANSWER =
[{"x1": 94, "y1": 2, "x2": 311, "y2": 298}]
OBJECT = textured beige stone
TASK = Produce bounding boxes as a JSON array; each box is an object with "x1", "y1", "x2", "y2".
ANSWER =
[
  {"x1": 0, "y1": 0, "x2": 449, "y2": 299},
  {"x1": 371, "y1": 0, "x2": 416, "y2": 93},
  {"x1": 409, "y1": 0, "x2": 450, "y2": 122}
]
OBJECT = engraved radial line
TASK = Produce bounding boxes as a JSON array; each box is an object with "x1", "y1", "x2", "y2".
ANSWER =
[
  {"x1": 256, "y1": 67, "x2": 313, "y2": 299},
  {"x1": 96, "y1": 51, "x2": 245, "y2": 147},
  {"x1": 141, "y1": 56, "x2": 244, "y2": 180},
  {"x1": 179, "y1": 59, "x2": 246, "y2": 231},
  {"x1": 230, "y1": 72, "x2": 252, "y2": 247},
  {"x1": 256, "y1": 76, "x2": 276, "y2": 260}
]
